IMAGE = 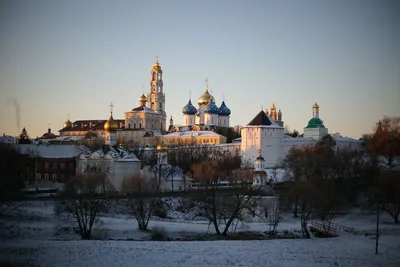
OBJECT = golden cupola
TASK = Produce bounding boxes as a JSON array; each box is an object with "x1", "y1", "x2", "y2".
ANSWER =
[
  {"x1": 104, "y1": 112, "x2": 118, "y2": 132},
  {"x1": 157, "y1": 140, "x2": 168, "y2": 152},
  {"x1": 63, "y1": 119, "x2": 72, "y2": 128},
  {"x1": 152, "y1": 59, "x2": 162, "y2": 73},
  {"x1": 312, "y1": 101, "x2": 319, "y2": 110},
  {"x1": 139, "y1": 93, "x2": 147, "y2": 107},
  {"x1": 198, "y1": 89, "x2": 216, "y2": 106}
]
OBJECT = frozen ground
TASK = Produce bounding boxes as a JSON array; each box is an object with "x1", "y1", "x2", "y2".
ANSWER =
[{"x1": 0, "y1": 201, "x2": 399, "y2": 267}]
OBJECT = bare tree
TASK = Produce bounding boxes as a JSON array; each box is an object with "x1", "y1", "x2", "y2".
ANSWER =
[
  {"x1": 266, "y1": 199, "x2": 283, "y2": 237},
  {"x1": 191, "y1": 158, "x2": 257, "y2": 236},
  {"x1": 123, "y1": 172, "x2": 159, "y2": 230},
  {"x1": 365, "y1": 116, "x2": 400, "y2": 168},
  {"x1": 375, "y1": 171, "x2": 400, "y2": 223},
  {"x1": 55, "y1": 173, "x2": 109, "y2": 239}
]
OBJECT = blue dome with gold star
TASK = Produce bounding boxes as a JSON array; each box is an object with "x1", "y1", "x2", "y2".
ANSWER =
[
  {"x1": 218, "y1": 101, "x2": 231, "y2": 116},
  {"x1": 204, "y1": 99, "x2": 219, "y2": 114},
  {"x1": 182, "y1": 100, "x2": 197, "y2": 115}
]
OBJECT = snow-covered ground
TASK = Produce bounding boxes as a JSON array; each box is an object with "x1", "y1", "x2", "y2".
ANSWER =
[{"x1": 0, "y1": 201, "x2": 399, "y2": 267}]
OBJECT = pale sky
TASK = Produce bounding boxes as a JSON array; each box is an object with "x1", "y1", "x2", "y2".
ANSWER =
[{"x1": 0, "y1": 0, "x2": 399, "y2": 139}]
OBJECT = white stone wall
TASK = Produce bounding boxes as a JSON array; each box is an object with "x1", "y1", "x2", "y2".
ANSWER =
[
  {"x1": 111, "y1": 160, "x2": 141, "y2": 191},
  {"x1": 241, "y1": 126, "x2": 284, "y2": 168},
  {"x1": 204, "y1": 113, "x2": 218, "y2": 126},
  {"x1": 183, "y1": 114, "x2": 195, "y2": 126},
  {"x1": 303, "y1": 127, "x2": 328, "y2": 141},
  {"x1": 218, "y1": 116, "x2": 230, "y2": 127}
]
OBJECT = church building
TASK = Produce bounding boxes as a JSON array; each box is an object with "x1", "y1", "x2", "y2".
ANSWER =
[
  {"x1": 241, "y1": 101, "x2": 364, "y2": 168},
  {"x1": 179, "y1": 79, "x2": 231, "y2": 131}
]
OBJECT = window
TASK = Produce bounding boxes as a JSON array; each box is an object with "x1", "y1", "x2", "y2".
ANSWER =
[
  {"x1": 45, "y1": 162, "x2": 49, "y2": 169},
  {"x1": 44, "y1": 173, "x2": 49, "y2": 180},
  {"x1": 69, "y1": 162, "x2": 73, "y2": 169},
  {"x1": 36, "y1": 173, "x2": 41, "y2": 180},
  {"x1": 52, "y1": 173, "x2": 57, "y2": 181},
  {"x1": 139, "y1": 123, "x2": 142, "y2": 128},
  {"x1": 53, "y1": 163, "x2": 57, "y2": 169},
  {"x1": 60, "y1": 174, "x2": 65, "y2": 182},
  {"x1": 61, "y1": 163, "x2": 65, "y2": 169}
]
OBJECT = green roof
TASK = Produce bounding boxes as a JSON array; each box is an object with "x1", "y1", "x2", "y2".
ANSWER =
[{"x1": 305, "y1": 118, "x2": 325, "y2": 128}]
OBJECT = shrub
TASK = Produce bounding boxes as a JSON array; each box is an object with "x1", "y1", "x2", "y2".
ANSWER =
[{"x1": 151, "y1": 226, "x2": 168, "y2": 241}]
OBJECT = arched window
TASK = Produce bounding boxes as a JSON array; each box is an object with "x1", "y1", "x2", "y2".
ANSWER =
[
  {"x1": 36, "y1": 173, "x2": 41, "y2": 180},
  {"x1": 52, "y1": 173, "x2": 57, "y2": 181},
  {"x1": 44, "y1": 173, "x2": 49, "y2": 180}
]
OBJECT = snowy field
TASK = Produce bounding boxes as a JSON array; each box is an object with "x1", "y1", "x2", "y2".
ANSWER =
[{"x1": 0, "y1": 200, "x2": 399, "y2": 267}]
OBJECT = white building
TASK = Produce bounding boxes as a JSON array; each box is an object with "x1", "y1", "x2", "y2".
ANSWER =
[
  {"x1": 241, "y1": 102, "x2": 364, "y2": 168},
  {"x1": 76, "y1": 145, "x2": 141, "y2": 192},
  {"x1": 142, "y1": 141, "x2": 192, "y2": 192}
]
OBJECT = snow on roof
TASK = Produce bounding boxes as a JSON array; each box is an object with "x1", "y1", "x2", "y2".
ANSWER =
[
  {"x1": 130, "y1": 106, "x2": 157, "y2": 113},
  {"x1": 82, "y1": 145, "x2": 140, "y2": 161},
  {"x1": 164, "y1": 131, "x2": 224, "y2": 137},
  {"x1": 16, "y1": 144, "x2": 88, "y2": 158},
  {"x1": 53, "y1": 136, "x2": 85, "y2": 141},
  {"x1": 331, "y1": 135, "x2": 363, "y2": 143}
]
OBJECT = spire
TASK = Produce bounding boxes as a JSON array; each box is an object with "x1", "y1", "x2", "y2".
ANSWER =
[
  {"x1": 142, "y1": 86, "x2": 144, "y2": 95},
  {"x1": 205, "y1": 77, "x2": 209, "y2": 91},
  {"x1": 189, "y1": 91, "x2": 191, "y2": 100},
  {"x1": 110, "y1": 102, "x2": 114, "y2": 114},
  {"x1": 222, "y1": 93, "x2": 225, "y2": 102}
]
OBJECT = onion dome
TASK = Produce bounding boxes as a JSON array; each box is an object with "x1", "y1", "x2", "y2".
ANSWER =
[
  {"x1": 104, "y1": 112, "x2": 118, "y2": 132},
  {"x1": 312, "y1": 101, "x2": 319, "y2": 110},
  {"x1": 63, "y1": 119, "x2": 72, "y2": 128},
  {"x1": 139, "y1": 94, "x2": 147, "y2": 107},
  {"x1": 305, "y1": 118, "x2": 325, "y2": 129},
  {"x1": 182, "y1": 100, "x2": 197, "y2": 115},
  {"x1": 218, "y1": 101, "x2": 231, "y2": 116},
  {"x1": 152, "y1": 59, "x2": 162, "y2": 73},
  {"x1": 198, "y1": 89, "x2": 216, "y2": 106},
  {"x1": 157, "y1": 140, "x2": 168, "y2": 152},
  {"x1": 204, "y1": 99, "x2": 219, "y2": 114}
]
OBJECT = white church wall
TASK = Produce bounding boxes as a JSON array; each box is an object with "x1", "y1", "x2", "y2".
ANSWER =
[
  {"x1": 260, "y1": 127, "x2": 284, "y2": 168},
  {"x1": 218, "y1": 116, "x2": 230, "y2": 127},
  {"x1": 111, "y1": 160, "x2": 141, "y2": 191}
]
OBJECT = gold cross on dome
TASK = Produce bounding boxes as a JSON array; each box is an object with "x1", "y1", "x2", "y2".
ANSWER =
[{"x1": 110, "y1": 102, "x2": 114, "y2": 113}]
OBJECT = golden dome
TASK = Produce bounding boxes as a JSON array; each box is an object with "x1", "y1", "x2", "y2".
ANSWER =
[
  {"x1": 139, "y1": 94, "x2": 147, "y2": 106},
  {"x1": 152, "y1": 60, "x2": 162, "y2": 73},
  {"x1": 157, "y1": 140, "x2": 168, "y2": 152},
  {"x1": 198, "y1": 89, "x2": 216, "y2": 106},
  {"x1": 104, "y1": 112, "x2": 118, "y2": 132},
  {"x1": 63, "y1": 120, "x2": 72, "y2": 128}
]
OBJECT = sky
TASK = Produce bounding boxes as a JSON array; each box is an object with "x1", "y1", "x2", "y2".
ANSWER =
[{"x1": 0, "y1": 0, "x2": 399, "y2": 139}]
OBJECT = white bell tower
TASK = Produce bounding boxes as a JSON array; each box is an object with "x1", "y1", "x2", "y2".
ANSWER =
[{"x1": 147, "y1": 57, "x2": 167, "y2": 131}]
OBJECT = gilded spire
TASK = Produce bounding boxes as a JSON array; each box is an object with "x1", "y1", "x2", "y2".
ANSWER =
[{"x1": 110, "y1": 102, "x2": 114, "y2": 114}]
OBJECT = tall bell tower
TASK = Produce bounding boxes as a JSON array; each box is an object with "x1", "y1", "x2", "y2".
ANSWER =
[{"x1": 147, "y1": 57, "x2": 167, "y2": 131}]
